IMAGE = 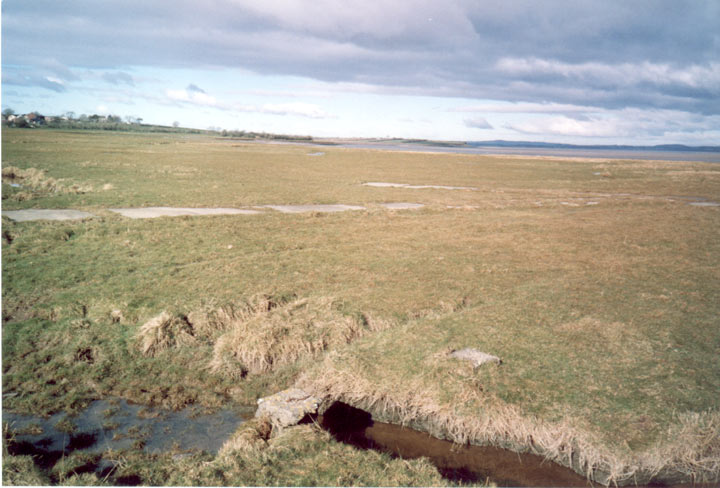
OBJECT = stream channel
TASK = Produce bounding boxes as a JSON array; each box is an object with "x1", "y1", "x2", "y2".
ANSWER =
[{"x1": 5, "y1": 399, "x2": 711, "y2": 486}]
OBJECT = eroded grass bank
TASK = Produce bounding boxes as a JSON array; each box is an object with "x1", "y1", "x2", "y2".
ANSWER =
[{"x1": 2, "y1": 128, "x2": 719, "y2": 485}]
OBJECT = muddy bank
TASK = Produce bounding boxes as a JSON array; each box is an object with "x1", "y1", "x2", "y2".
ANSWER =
[
  {"x1": 313, "y1": 400, "x2": 718, "y2": 487},
  {"x1": 319, "y1": 401, "x2": 590, "y2": 487}
]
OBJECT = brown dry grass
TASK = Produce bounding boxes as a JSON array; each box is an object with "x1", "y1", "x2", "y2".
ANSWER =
[
  {"x1": 136, "y1": 311, "x2": 196, "y2": 357},
  {"x1": 2, "y1": 165, "x2": 92, "y2": 201},
  {"x1": 299, "y1": 357, "x2": 720, "y2": 486},
  {"x1": 135, "y1": 294, "x2": 392, "y2": 379},
  {"x1": 219, "y1": 417, "x2": 273, "y2": 455},
  {"x1": 208, "y1": 295, "x2": 390, "y2": 378}
]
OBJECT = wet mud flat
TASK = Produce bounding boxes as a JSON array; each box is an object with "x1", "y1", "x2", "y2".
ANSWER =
[{"x1": 3, "y1": 399, "x2": 251, "y2": 481}]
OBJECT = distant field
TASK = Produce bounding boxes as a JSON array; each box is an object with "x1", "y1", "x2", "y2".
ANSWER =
[{"x1": 2, "y1": 128, "x2": 719, "y2": 485}]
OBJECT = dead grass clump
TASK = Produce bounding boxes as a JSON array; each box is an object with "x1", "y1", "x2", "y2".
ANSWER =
[
  {"x1": 187, "y1": 293, "x2": 292, "y2": 341},
  {"x1": 219, "y1": 417, "x2": 273, "y2": 456},
  {"x1": 1, "y1": 165, "x2": 91, "y2": 197},
  {"x1": 209, "y1": 296, "x2": 388, "y2": 377},
  {"x1": 136, "y1": 312, "x2": 196, "y2": 357},
  {"x1": 643, "y1": 410, "x2": 720, "y2": 484}
]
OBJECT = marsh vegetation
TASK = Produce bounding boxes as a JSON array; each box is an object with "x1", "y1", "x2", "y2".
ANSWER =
[{"x1": 2, "y1": 128, "x2": 719, "y2": 485}]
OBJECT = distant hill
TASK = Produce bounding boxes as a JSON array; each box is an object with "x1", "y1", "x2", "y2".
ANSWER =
[{"x1": 466, "y1": 140, "x2": 720, "y2": 153}]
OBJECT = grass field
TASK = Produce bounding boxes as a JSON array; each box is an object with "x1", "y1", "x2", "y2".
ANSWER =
[{"x1": 2, "y1": 128, "x2": 719, "y2": 485}]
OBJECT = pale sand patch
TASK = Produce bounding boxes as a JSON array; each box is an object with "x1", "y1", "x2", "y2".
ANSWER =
[
  {"x1": 2, "y1": 209, "x2": 96, "y2": 221},
  {"x1": 109, "y1": 207, "x2": 263, "y2": 219}
]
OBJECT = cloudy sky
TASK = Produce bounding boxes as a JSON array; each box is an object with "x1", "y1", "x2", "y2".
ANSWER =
[{"x1": 3, "y1": 0, "x2": 719, "y2": 144}]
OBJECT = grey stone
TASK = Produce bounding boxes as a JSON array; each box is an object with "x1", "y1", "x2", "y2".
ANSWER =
[
  {"x1": 449, "y1": 348, "x2": 502, "y2": 368},
  {"x1": 255, "y1": 388, "x2": 321, "y2": 430}
]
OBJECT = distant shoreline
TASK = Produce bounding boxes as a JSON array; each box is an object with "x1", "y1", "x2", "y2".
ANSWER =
[{"x1": 309, "y1": 139, "x2": 720, "y2": 163}]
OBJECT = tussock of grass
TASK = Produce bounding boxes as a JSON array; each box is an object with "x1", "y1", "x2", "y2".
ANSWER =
[
  {"x1": 2, "y1": 165, "x2": 91, "y2": 199},
  {"x1": 134, "y1": 294, "x2": 392, "y2": 380},
  {"x1": 218, "y1": 417, "x2": 272, "y2": 455},
  {"x1": 136, "y1": 311, "x2": 196, "y2": 357},
  {"x1": 208, "y1": 295, "x2": 391, "y2": 377}
]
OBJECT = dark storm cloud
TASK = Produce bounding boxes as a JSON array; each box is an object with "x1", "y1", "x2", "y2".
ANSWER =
[{"x1": 2, "y1": 0, "x2": 719, "y2": 113}]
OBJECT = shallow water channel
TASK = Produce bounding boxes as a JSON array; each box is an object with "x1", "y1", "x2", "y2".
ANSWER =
[
  {"x1": 319, "y1": 402, "x2": 591, "y2": 487},
  {"x1": 3, "y1": 399, "x2": 252, "y2": 474}
]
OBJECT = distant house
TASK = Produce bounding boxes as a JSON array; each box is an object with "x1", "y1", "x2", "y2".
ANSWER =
[{"x1": 25, "y1": 113, "x2": 46, "y2": 124}]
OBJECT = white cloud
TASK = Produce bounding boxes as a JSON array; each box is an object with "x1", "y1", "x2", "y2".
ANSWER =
[
  {"x1": 261, "y1": 102, "x2": 333, "y2": 119},
  {"x1": 453, "y1": 102, "x2": 598, "y2": 115},
  {"x1": 165, "y1": 87, "x2": 333, "y2": 119},
  {"x1": 464, "y1": 117, "x2": 493, "y2": 129},
  {"x1": 495, "y1": 58, "x2": 720, "y2": 92},
  {"x1": 166, "y1": 88, "x2": 217, "y2": 106},
  {"x1": 506, "y1": 108, "x2": 720, "y2": 141}
]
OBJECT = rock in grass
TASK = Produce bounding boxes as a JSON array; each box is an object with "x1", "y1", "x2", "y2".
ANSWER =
[
  {"x1": 255, "y1": 388, "x2": 320, "y2": 431},
  {"x1": 449, "y1": 348, "x2": 502, "y2": 368}
]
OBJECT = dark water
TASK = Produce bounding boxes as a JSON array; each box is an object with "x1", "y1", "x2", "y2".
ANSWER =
[
  {"x1": 3, "y1": 399, "x2": 251, "y2": 456},
  {"x1": 319, "y1": 402, "x2": 590, "y2": 487},
  {"x1": 319, "y1": 402, "x2": 717, "y2": 488}
]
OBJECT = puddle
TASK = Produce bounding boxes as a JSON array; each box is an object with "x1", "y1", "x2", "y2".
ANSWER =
[
  {"x1": 307, "y1": 152, "x2": 325, "y2": 156},
  {"x1": 364, "y1": 182, "x2": 478, "y2": 191},
  {"x1": 262, "y1": 204, "x2": 365, "y2": 213},
  {"x1": 319, "y1": 402, "x2": 590, "y2": 487},
  {"x1": 108, "y1": 207, "x2": 263, "y2": 219},
  {"x1": 2, "y1": 209, "x2": 96, "y2": 222},
  {"x1": 9, "y1": 183, "x2": 23, "y2": 188},
  {"x1": 689, "y1": 201, "x2": 719, "y2": 207},
  {"x1": 3, "y1": 399, "x2": 251, "y2": 457}
]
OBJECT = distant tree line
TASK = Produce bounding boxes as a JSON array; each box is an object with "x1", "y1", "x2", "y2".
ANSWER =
[
  {"x1": 2, "y1": 108, "x2": 314, "y2": 141},
  {"x1": 219, "y1": 129, "x2": 313, "y2": 142},
  {"x1": 1, "y1": 109, "x2": 203, "y2": 134}
]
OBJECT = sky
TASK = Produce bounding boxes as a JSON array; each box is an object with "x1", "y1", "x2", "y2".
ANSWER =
[{"x1": 2, "y1": 0, "x2": 719, "y2": 145}]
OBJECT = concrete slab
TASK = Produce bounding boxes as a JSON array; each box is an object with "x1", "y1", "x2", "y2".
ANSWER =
[
  {"x1": 364, "y1": 182, "x2": 478, "y2": 191},
  {"x1": 108, "y1": 207, "x2": 263, "y2": 219},
  {"x1": 379, "y1": 202, "x2": 425, "y2": 210},
  {"x1": 262, "y1": 204, "x2": 365, "y2": 213},
  {"x1": 2, "y1": 209, "x2": 96, "y2": 222},
  {"x1": 689, "y1": 201, "x2": 719, "y2": 207}
]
